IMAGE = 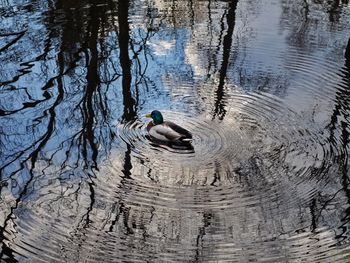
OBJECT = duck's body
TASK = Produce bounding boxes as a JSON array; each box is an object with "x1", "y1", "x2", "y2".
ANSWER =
[
  {"x1": 146, "y1": 120, "x2": 192, "y2": 142},
  {"x1": 146, "y1": 110, "x2": 192, "y2": 143}
]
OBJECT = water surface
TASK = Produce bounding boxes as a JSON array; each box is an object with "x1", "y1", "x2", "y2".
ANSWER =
[{"x1": 1, "y1": 0, "x2": 350, "y2": 262}]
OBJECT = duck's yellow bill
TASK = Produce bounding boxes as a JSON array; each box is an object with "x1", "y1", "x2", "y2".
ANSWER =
[{"x1": 145, "y1": 114, "x2": 152, "y2": 118}]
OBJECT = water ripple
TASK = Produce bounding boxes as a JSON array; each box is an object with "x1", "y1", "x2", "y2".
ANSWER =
[
  {"x1": 2, "y1": 0, "x2": 350, "y2": 261},
  {"x1": 106, "y1": 91, "x2": 334, "y2": 212}
]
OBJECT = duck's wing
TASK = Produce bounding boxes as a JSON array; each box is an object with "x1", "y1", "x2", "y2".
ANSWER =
[
  {"x1": 149, "y1": 124, "x2": 183, "y2": 141},
  {"x1": 164, "y1": 121, "x2": 192, "y2": 140}
]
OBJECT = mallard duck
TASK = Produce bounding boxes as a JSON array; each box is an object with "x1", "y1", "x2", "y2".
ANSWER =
[{"x1": 145, "y1": 110, "x2": 192, "y2": 143}]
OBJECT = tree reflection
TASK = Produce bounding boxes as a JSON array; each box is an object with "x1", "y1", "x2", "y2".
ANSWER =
[
  {"x1": 118, "y1": 0, "x2": 136, "y2": 122},
  {"x1": 281, "y1": 0, "x2": 350, "y2": 245},
  {"x1": 326, "y1": 38, "x2": 350, "y2": 244},
  {"x1": 213, "y1": 0, "x2": 239, "y2": 120},
  {"x1": 0, "y1": 0, "x2": 156, "y2": 180},
  {"x1": 0, "y1": 0, "x2": 139, "y2": 258}
]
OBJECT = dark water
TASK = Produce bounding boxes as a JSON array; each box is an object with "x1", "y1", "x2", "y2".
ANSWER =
[{"x1": 1, "y1": 0, "x2": 350, "y2": 262}]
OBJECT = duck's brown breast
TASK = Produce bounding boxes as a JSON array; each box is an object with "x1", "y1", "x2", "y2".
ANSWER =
[{"x1": 146, "y1": 121, "x2": 154, "y2": 132}]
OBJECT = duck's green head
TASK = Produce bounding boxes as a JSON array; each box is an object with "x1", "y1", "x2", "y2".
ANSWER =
[{"x1": 146, "y1": 110, "x2": 164, "y2": 125}]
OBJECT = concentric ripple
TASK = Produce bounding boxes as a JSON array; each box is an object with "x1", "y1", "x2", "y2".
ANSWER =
[
  {"x1": 110, "y1": 90, "x2": 334, "y2": 204},
  {"x1": 88, "y1": 89, "x2": 344, "y2": 262},
  {"x1": 116, "y1": 111, "x2": 246, "y2": 169}
]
